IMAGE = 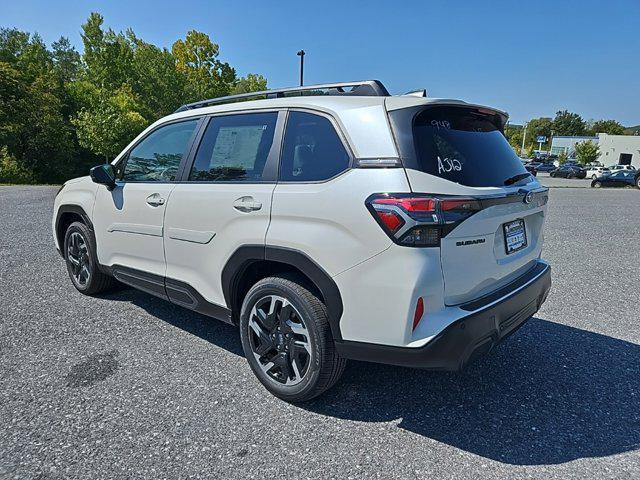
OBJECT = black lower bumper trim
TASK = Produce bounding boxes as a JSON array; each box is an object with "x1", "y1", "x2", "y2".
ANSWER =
[{"x1": 335, "y1": 262, "x2": 551, "y2": 371}]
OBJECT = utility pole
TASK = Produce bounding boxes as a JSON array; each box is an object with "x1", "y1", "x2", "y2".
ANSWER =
[
  {"x1": 296, "y1": 50, "x2": 305, "y2": 86},
  {"x1": 521, "y1": 122, "x2": 528, "y2": 156}
]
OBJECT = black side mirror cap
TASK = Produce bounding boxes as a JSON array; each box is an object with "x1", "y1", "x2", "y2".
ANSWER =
[{"x1": 90, "y1": 164, "x2": 117, "y2": 190}]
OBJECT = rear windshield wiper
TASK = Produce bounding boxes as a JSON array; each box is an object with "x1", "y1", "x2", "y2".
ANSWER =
[{"x1": 504, "y1": 173, "x2": 532, "y2": 186}]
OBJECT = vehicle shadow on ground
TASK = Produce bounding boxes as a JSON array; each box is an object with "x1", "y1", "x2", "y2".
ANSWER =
[
  {"x1": 100, "y1": 286, "x2": 244, "y2": 356},
  {"x1": 304, "y1": 317, "x2": 640, "y2": 465},
  {"x1": 100, "y1": 287, "x2": 639, "y2": 466}
]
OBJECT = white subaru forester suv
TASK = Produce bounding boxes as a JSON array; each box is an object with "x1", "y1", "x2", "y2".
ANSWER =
[{"x1": 53, "y1": 81, "x2": 551, "y2": 401}]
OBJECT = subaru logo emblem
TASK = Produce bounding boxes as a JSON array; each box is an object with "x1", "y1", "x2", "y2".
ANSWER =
[{"x1": 524, "y1": 191, "x2": 534, "y2": 204}]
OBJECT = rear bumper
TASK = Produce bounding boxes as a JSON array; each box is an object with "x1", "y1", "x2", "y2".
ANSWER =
[{"x1": 335, "y1": 261, "x2": 551, "y2": 371}]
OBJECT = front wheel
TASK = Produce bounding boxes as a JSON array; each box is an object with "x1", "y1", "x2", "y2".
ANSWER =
[
  {"x1": 239, "y1": 275, "x2": 346, "y2": 402},
  {"x1": 636, "y1": 177, "x2": 640, "y2": 189},
  {"x1": 64, "y1": 221, "x2": 115, "y2": 295},
  {"x1": 593, "y1": 181, "x2": 602, "y2": 188}
]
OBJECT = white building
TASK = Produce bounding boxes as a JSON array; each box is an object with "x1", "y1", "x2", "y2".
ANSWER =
[
  {"x1": 550, "y1": 134, "x2": 640, "y2": 168},
  {"x1": 550, "y1": 136, "x2": 598, "y2": 158},
  {"x1": 597, "y1": 134, "x2": 640, "y2": 168}
]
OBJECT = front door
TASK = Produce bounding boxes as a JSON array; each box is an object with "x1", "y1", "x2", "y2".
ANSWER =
[
  {"x1": 163, "y1": 111, "x2": 283, "y2": 308},
  {"x1": 93, "y1": 118, "x2": 200, "y2": 278}
]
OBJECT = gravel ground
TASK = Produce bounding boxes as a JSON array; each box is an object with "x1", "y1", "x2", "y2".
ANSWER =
[{"x1": 1, "y1": 185, "x2": 638, "y2": 479}]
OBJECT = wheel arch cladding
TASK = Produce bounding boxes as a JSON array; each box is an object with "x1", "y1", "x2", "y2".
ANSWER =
[
  {"x1": 55, "y1": 205, "x2": 93, "y2": 256},
  {"x1": 222, "y1": 245, "x2": 344, "y2": 341}
]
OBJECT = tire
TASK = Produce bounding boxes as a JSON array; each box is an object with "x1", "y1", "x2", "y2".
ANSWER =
[
  {"x1": 636, "y1": 177, "x2": 640, "y2": 189},
  {"x1": 63, "y1": 221, "x2": 115, "y2": 295},
  {"x1": 239, "y1": 275, "x2": 346, "y2": 402},
  {"x1": 593, "y1": 181, "x2": 602, "y2": 188}
]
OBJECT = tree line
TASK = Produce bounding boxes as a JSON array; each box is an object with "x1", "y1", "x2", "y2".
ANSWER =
[
  {"x1": 504, "y1": 110, "x2": 631, "y2": 158},
  {"x1": 0, "y1": 13, "x2": 267, "y2": 184}
]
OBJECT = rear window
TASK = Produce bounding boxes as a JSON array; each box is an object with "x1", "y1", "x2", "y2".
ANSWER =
[{"x1": 409, "y1": 107, "x2": 530, "y2": 187}]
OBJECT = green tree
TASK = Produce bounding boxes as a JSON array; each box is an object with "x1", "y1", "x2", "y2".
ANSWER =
[
  {"x1": 525, "y1": 144, "x2": 535, "y2": 159},
  {"x1": 0, "y1": 28, "x2": 30, "y2": 64},
  {"x1": 588, "y1": 119, "x2": 625, "y2": 136},
  {"x1": 504, "y1": 124, "x2": 523, "y2": 153},
  {"x1": 552, "y1": 110, "x2": 586, "y2": 136},
  {"x1": 0, "y1": 14, "x2": 269, "y2": 184},
  {"x1": 172, "y1": 30, "x2": 237, "y2": 101},
  {"x1": 72, "y1": 85, "x2": 147, "y2": 161},
  {"x1": 0, "y1": 145, "x2": 35, "y2": 183},
  {"x1": 557, "y1": 151, "x2": 568, "y2": 165},
  {"x1": 129, "y1": 35, "x2": 188, "y2": 118},
  {"x1": 574, "y1": 140, "x2": 599, "y2": 165},
  {"x1": 81, "y1": 13, "x2": 135, "y2": 90},
  {"x1": 52, "y1": 37, "x2": 81, "y2": 83},
  {"x1": 523, "y1": 117, "x2": 552, "y2": 150},
  {"x1": 0, "y1": 34, "x2": 75, "y2": 182},
  {"x1": 232, "y1": 73, "x2": 267, "y2": 94}
]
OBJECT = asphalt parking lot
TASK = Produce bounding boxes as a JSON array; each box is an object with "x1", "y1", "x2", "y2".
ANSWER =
[{"x1": 1, "y1": 185, "x2": 638, "y2": 479}]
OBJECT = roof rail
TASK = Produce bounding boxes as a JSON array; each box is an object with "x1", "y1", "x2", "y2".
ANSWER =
[{"x1": 174, "y1": 80, "x2": 390, "y2": 112}]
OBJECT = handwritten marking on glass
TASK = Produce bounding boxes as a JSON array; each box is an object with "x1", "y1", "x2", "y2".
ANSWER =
[
  {"x1": 431, "y1": 120, "x2": 451, "y2": 130},
  {"x1": 437, "y1": 156, "x2": 462, "y2": 174}
]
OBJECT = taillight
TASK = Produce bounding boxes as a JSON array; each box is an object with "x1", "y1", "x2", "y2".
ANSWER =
[{"x1": 366, "y1": 193, "x2": 482, "y2": 247}]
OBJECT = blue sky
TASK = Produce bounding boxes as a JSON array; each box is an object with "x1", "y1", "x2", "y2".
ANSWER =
[{"x1": 2, "y1": 0, "x2": 639, "y2": 125}]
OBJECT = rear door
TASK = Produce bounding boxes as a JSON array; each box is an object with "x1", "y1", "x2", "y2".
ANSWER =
[
  {"x1": 163, "y1": 111, "x2": 283, "y2": 308},
  {"x1": 389, "y1": 105, "x2": 548, "y2": 305}
]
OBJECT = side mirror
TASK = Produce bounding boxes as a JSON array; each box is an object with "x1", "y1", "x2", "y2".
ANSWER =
[{"x1": 90, "y1": 164, "x2": 116, "y2": 190}]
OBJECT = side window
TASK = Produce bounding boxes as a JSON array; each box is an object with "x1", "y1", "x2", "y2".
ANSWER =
[
  {"x1": 189, "y1": 112, "x2": 277, "y2": 182},
  {"x1": 279, "y1": 111, "x2": 350, "y2": 182},
  {"x1": 123, "y1": 119, "x2": 199, "y2": 182}
]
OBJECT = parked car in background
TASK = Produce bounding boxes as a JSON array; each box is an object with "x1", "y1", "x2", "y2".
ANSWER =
[
  {"x1": 550, "y1": 165, "x2": 586, "y2": 179},
  {"x1": 536, "y1": 163, "x2": 556, "y2": 172},
  {"x1": 586, "y1": 166, "x2": 610, "y2": 179},
  {"x1": 524, "y1": 164, "x2": 538, "y2": 176},
  {"x1": 608, "y1": 164, "x2": 636, "y2": 173},
  {"x1": 591, "y1": 170, "x2": 640, "y2": 189}
]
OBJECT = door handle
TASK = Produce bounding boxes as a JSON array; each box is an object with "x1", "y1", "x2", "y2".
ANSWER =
[
  {"x1": 233, "y1": 196, "x2": 262, "y2": 212},
  {"x1": 146, "y1": 193, "x2": 166, "y2": 207}
]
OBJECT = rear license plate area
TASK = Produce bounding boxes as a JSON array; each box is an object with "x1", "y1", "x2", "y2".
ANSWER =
[{"x1": 503, "y1": 219, "x2": 527, "y2": 254}]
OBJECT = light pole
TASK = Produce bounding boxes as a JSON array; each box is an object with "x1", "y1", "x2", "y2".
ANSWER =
[
  {"x1": 296, "y1": 50, "x2": 305, "y2": 86},
  {"x1": 521, "y1": 122, "x2": 528, "y2": 156}
]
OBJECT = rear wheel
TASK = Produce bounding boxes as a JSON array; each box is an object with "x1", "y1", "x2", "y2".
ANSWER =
[
  {"x1": 64, "y1": 221, "x2": 115, "y2": 295},
  {"x1": 239, "y1": 275, "x2": 346, "y2": 402},
  {"x1": 636, "y1": 177, "x2": 640, "y2": 189}
]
